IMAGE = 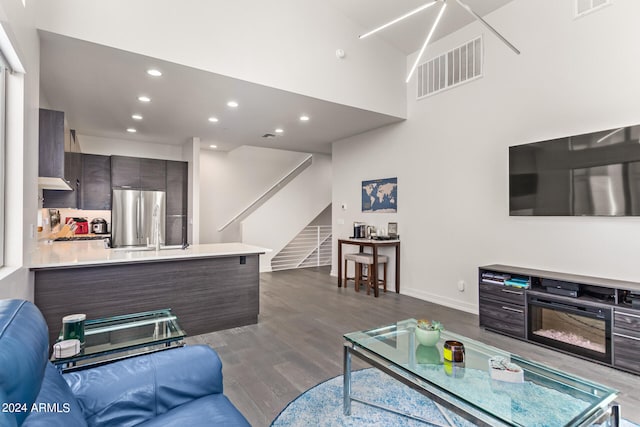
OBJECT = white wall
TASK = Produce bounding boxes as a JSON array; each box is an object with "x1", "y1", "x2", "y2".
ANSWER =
[
  {"x1": 35, "y1": 0, "x2": 406, "y2": 118},
  {"x1": 333, "y1": 0, "x2": 640, "y2": 314},
  {"x1": 0, "y1": 0, "x2": 40, "y2": 300},
  {"x1": 78, "y1": 134, "x2": 184, "y2": 160},
  {"x1": 199, "y1": 146, "x2": 311, "y2": 243},
  {"x1": 242, "y1": 153, "x2": 332, "y2": 271}
]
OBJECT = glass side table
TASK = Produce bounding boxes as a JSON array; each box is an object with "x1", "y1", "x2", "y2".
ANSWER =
[{"x1": 51, "y1": 308, "x2": 186, "y2": 372}]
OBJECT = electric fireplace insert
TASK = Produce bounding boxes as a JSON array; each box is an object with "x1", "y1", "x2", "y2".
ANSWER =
[{"x1": 527, "y1": 293, "x2": 612, "y2": 364}]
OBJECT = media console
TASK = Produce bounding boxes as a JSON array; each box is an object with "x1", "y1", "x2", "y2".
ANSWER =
[{"x1": 479, "y1": 264, "x2": 640, "y2": 375}]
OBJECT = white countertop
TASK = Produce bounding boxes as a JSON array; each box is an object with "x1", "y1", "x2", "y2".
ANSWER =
[{"x1": 29, "y1": 241, "x2": 270, "y2": 269}]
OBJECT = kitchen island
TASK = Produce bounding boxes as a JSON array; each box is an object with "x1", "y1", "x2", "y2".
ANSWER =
[{"x1": 30, "y1": 241, "x2": 268, "y2": 346}]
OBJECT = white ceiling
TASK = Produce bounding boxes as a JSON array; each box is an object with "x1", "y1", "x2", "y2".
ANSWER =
[
  {"x1": 39, "y1": 31, "x2": 402, "y2": 155},
  {"x1": 329, "y1": 0, "x2": 514, "y2": 54},
  {"x1": 38, "y1": 0, "x2": 514, "y2": 155}
]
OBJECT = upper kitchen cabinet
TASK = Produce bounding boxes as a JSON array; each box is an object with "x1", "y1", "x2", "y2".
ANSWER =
[
  {"x1": 42, "y1": 152, "x2": 81, "y2": 208},
  {"x1": 81, "y1": 154, "x2": 111, "y2": 210},
  {"x1": 38, "y1": 109, "x2": 65, "y2": 180},
  {"x1": 44, "y1": 153, "x2": 111, "y2": 209},
  {"x1": 141, "y1": 158, "x2": 166, "y2": 191},
  {"x1": 111, "y1": 156, "x2": 140, "y2": 188},
  {"x1": 111, "y1": 156, "x2": 166, "y2": 191},
  {"x1": 40, "y1": 108, "x2": 81, "y2": 207}
]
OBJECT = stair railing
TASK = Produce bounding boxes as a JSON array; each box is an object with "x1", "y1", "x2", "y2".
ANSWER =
[{"x1": 217, "y1": 154, "x2": 313, "y2": 232}]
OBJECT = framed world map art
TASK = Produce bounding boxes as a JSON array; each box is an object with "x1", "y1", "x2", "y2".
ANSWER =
[{"x1": 362, "y1": 177, "x2": 397, "y2": 213}]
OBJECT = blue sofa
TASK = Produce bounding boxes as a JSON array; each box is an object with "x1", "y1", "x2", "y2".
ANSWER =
[{"x1": 0, "y1": 299, "x2": 251, "y2": 426}]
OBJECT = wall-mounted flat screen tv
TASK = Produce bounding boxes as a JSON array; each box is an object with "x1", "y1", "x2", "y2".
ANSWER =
[{"x1": 510, "y1": 124, "x2": 640, "y2": 216}]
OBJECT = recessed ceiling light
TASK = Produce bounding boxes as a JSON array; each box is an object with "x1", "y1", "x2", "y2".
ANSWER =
[
  {"x1": 227, "y1": 101, "x2": 239, "y2": 108},
  {"x1": 132, "y1": 114, "x2": 143, "y2": 120},
  {"x1": 209, "y1": 145, "x2": 218, "y2": 149},
  {"x1": 275, "y1": 128, "x2": 284, "y2": 133},
  {"x1": 147, "y1": 69, "x2": 162, "y2": 77},
  {"x1": 208, "y1": 117, "x2": 219, "y2": 123},
  {"x1": 126, "y1": 128, "x2": 137, "y2": 133},
  {"x1": 299, "y1": 115, "x2": 310, "y2": 122},
  {"x1": 138, "y1": 96, "x2": 151, "y2": 103}
]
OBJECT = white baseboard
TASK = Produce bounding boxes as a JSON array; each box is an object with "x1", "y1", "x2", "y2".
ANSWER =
[
  {"x1": 309, "y1": 269, "x2": 477, "y2": 314},
  {"x1": 402, "y1": 287, "x2": 478, "y2": 315}
]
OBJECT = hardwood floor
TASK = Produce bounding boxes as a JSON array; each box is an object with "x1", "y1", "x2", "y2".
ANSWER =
[{"x1": 186, "y1": 267, "x2": 640, "y2": 426}]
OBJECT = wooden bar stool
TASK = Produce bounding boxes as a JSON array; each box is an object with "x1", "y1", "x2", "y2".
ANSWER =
[
  {"x1": 343, "y1": 253, "x2": 388, "y2": 295},
  {"x1": 343, "y1": 253, "x2": 362, "y2": 290}
]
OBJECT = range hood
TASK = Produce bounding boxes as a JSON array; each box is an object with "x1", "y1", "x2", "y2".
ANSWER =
[{"x1": 38, "y1": 176, "x2": 73, "y2": 191}]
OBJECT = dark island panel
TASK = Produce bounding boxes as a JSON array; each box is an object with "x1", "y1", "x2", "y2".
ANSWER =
[{"x1": 35, "y1": 255, "x2": 259, "y2": 347}]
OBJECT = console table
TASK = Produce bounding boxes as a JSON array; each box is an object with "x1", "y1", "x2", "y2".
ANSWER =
[
  {"x1": 479, "y1": 264, "x2": 640, "y2": 375},
  {"x1": 337, "y1": 238, "x2": 400, "y2": 297}
]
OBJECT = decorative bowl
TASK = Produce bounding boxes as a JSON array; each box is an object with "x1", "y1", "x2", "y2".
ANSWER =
[{"x1": 415, "y1": 328, "x2": 440, "y2": 346}]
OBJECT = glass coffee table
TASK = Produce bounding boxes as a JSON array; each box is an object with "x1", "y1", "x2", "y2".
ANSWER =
[
  {"x1": 344, "y1": 319, "x2": 619, "y2": 426},
  {"x1": 51, "y1": 309, "x2": 186, "y2": 372}
]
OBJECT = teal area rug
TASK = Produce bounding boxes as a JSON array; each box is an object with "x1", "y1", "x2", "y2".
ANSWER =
[{"x1": 271, "y1": 368, "x2": 637, "y2": 427}]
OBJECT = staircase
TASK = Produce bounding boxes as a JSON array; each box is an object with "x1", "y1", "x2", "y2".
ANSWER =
[
  {"x1": 240, "y1": 153, "x2": 332, "y2": 272},
  {"x1": 271, "y1": 225, "x2": 332, "y2": 271},
  {"x1": 217, "y1": 155, "x2": 313, "y2": 235}
]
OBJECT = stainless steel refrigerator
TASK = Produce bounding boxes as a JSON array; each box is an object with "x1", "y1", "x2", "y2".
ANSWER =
[{"x1": 111, "y1": 189, "x2": 166, "y2": 248}]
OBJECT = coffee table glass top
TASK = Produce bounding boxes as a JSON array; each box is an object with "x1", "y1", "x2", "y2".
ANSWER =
[
  {"x1": 53, "y1": 309, "x2": 185, "y2": 366},
  {"x1": 344, "y1": 319, "x2": 618, "y2": 426}
]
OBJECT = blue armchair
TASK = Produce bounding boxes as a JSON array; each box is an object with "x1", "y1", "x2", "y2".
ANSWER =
[{"x1": 0, "y1": 299, "x2": 250, "y2": 426}]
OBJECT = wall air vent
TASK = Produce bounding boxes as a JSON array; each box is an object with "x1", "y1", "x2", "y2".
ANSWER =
[
  {"x1": 575, "y1": 0, "x2": 612, "y2": 18},
  {"x1": 417, "y1": 36, "x2": 483, "y2": 99}
]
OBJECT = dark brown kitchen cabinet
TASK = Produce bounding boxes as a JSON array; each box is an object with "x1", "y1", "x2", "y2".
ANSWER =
[
  {"x1": 165, "y1": 216, "x2": 186, "y2": 246},
  {"x1": 166, "y1": 161, "x2": 187, "y2": 215},
  {"x1": 111, "y1": 156, "x2": 141, "y2": 188},
  {"x1": 38, "y1": 109, "x2": 65, "y2": 179},
  {"x1": 43, "y1": 152, "x2": 81, "y2": 208},
  {"x1": 112, "y1": 156, "x2": 166, "y2": 191},
  {"x1": 81, "y1": 154, "x2": 111, "y2": 210},
  {"x1": 44, "y1": 153, "x2": 111, "y2": 209},
  {"x1": 166, "y1": 160, "x2": 188, "y2": 245},
  {"x1": 140, "y1": 158, "x2": 166, "y2": 191},
  {"x1": 40, "y1": 108, "x2": 80, "y2": 208}
]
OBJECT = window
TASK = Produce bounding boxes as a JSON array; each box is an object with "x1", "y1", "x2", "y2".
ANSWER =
[
  {"x1": 0, "y1": 24, "x2": 23, "y2": 270},
  {"x1": 0, "y1": 57, "x2": 7, "y2": 267},
  {"x1": 417, "y1": 36, "x2": 483, "y2": 99}
]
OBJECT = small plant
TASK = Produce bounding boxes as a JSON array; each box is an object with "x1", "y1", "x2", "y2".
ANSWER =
[{"x1": 416, "y1": 319, "x2": 444, "y2": 331}]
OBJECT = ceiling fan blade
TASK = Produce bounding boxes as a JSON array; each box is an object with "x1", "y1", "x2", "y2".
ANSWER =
[
  {"x1": 454, "y1": 0, "x2": 520, "y2": 54},
  {"x1": 406, "y1": 2, "x2": 447, "y2": 83},
  {"x1": 359, "y1": 1, "x2": 437, "y2": 39}
]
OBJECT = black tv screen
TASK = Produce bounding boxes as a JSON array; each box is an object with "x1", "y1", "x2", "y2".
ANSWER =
[{"x1": 509, "y1": 124, "x2": 640, "y2": 216}]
